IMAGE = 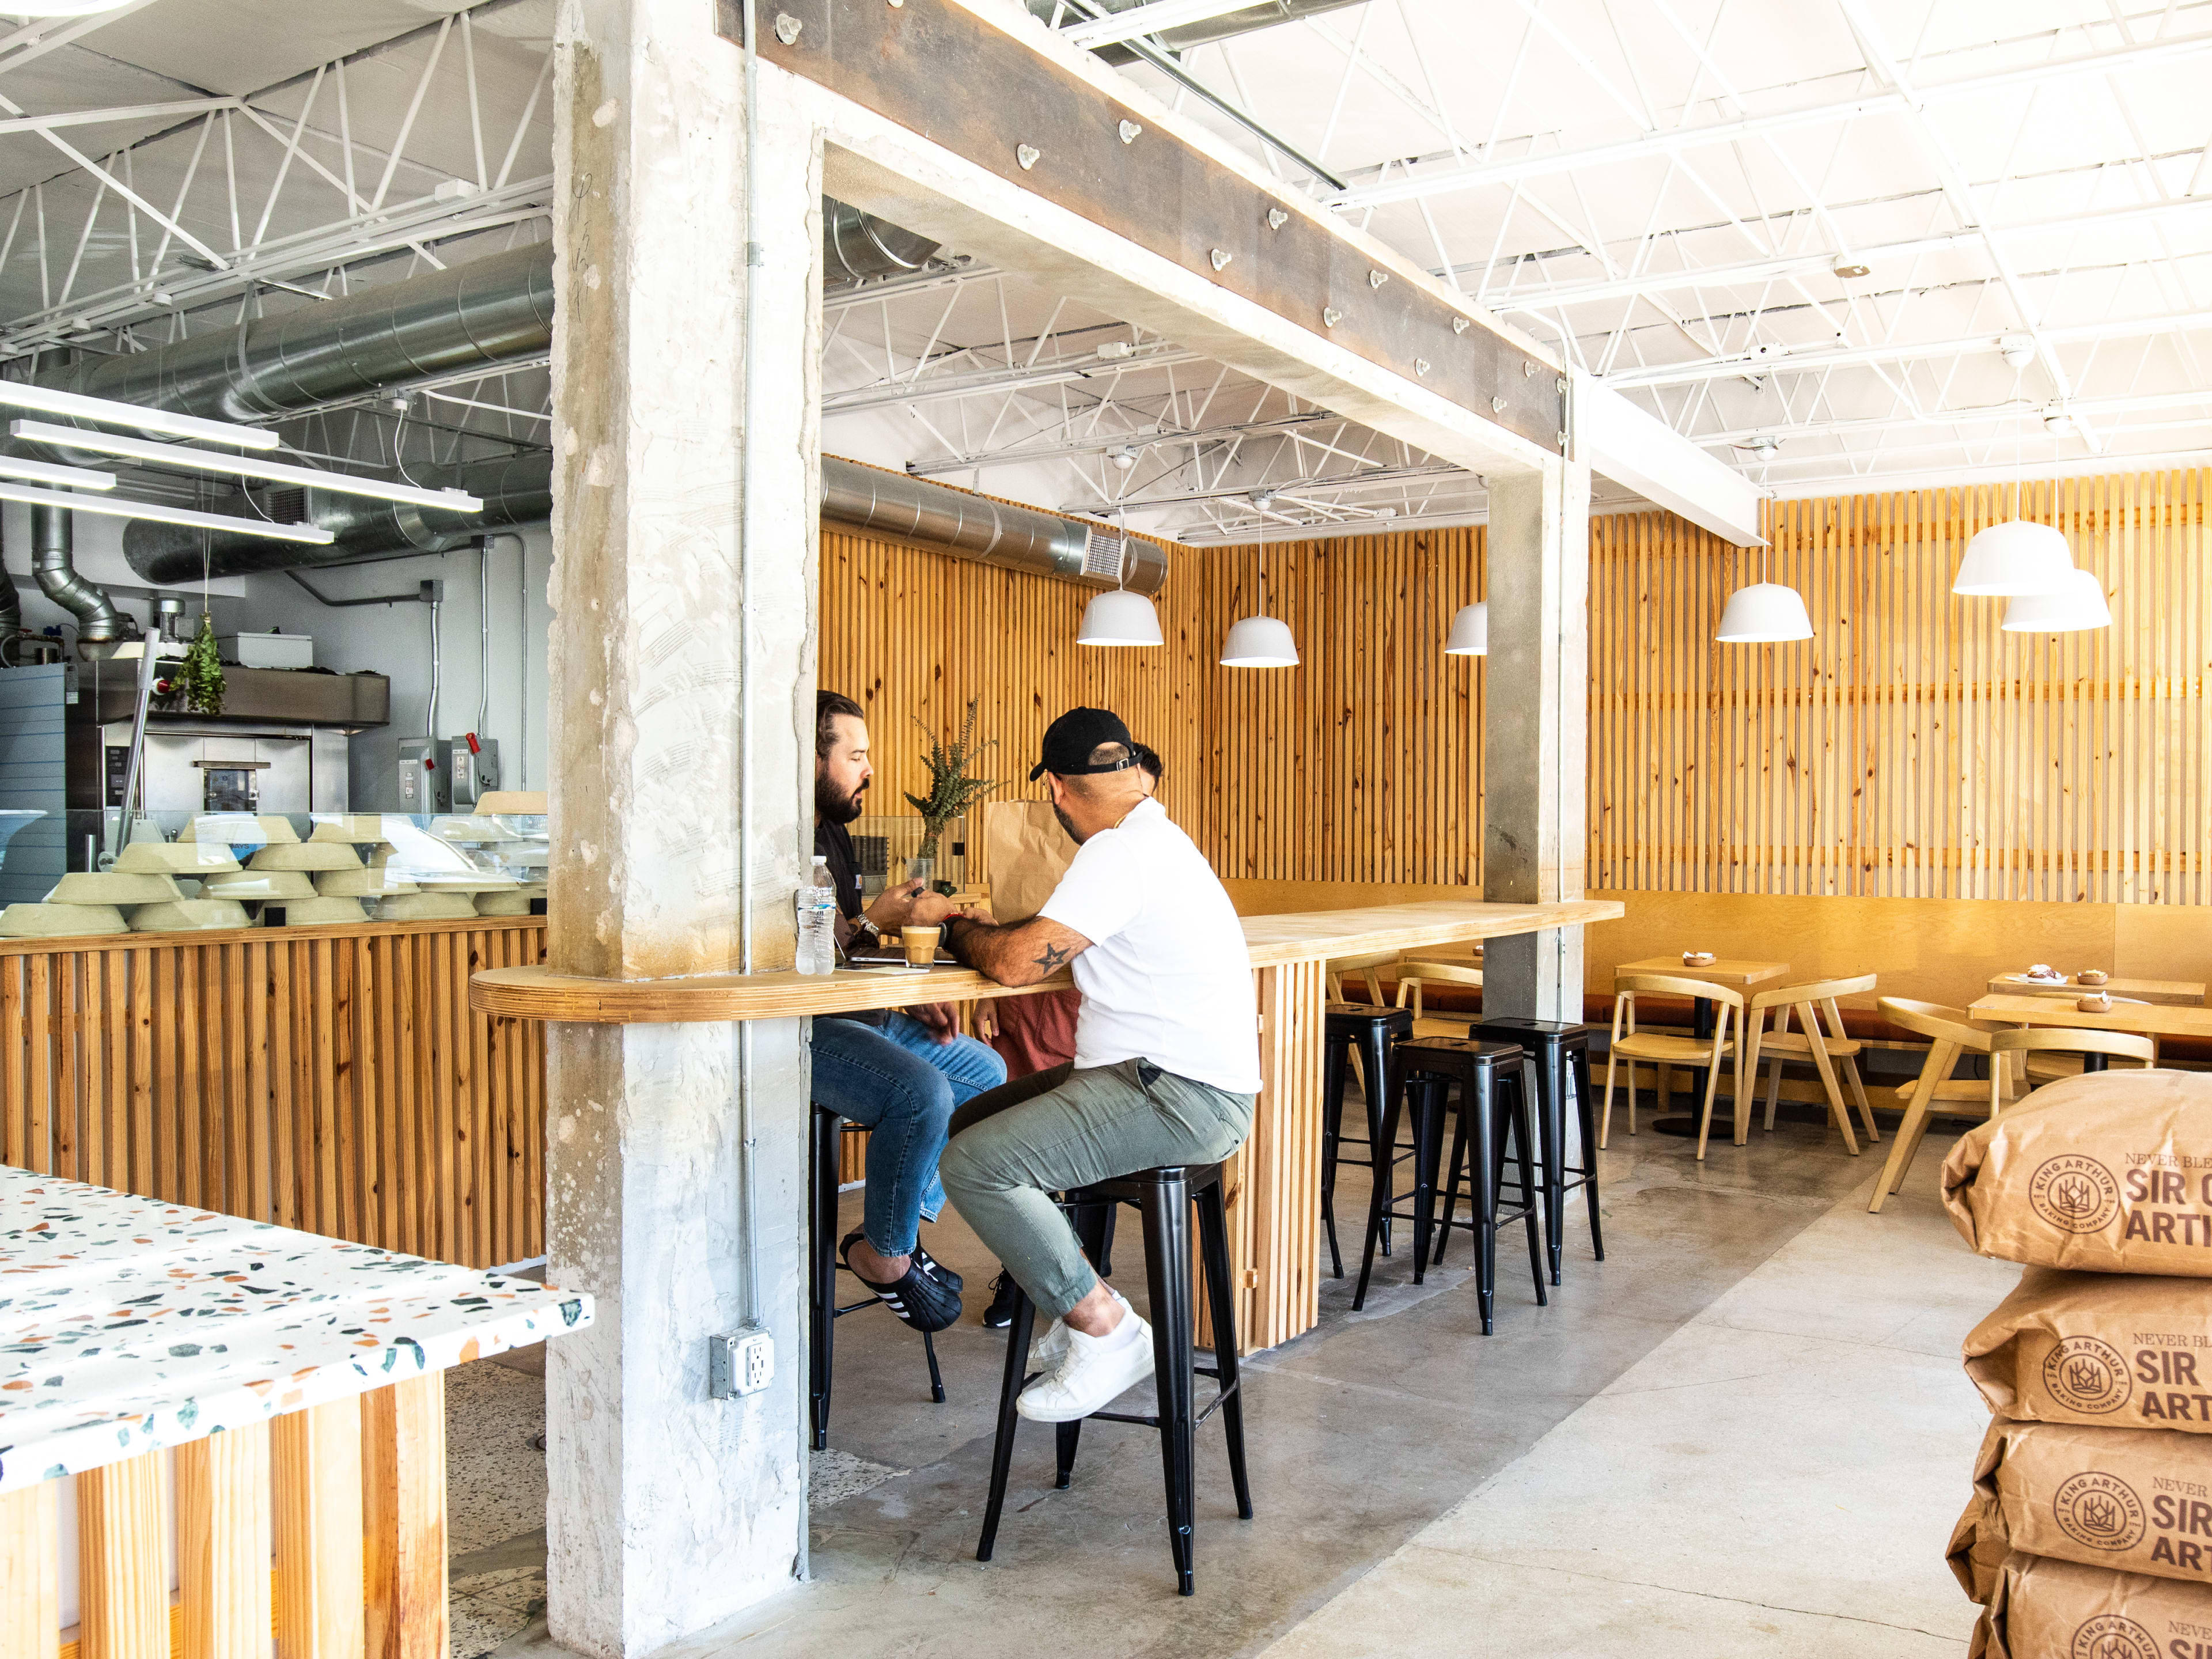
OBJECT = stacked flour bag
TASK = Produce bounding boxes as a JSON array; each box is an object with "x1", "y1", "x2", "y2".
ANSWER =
[{"x1": 1942, "y1": 1068, "x2": 2212, "y2": 1657}]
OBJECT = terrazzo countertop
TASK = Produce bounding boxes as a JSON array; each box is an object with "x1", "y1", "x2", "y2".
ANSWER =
[{"x1": 0, "y1": 1165, "x2": 592, "y2": 1494}]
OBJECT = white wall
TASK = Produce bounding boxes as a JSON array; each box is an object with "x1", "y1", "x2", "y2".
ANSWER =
[
  {"x1": 232, "y1": 523, "x2": 554, "y2": 808},
  {"x1": 1, "y1": 505, "x2": 555, "y2": 812}
]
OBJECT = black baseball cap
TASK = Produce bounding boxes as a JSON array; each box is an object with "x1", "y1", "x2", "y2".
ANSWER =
[{"x1": 1029, "y1": 707, "x2": 1139, "y2": 781}]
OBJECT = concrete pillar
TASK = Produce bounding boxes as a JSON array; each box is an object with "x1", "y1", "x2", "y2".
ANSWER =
[
  {"x1": 1482, "y1": 457, "x2": 1592, "y2": 1022},
  {"x1": 544, "y1": 3, "x2": 821, "y2": 1654}
]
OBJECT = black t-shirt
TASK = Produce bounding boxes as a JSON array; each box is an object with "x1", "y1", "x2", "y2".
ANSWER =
[
  {"x1": 814, "y1": 819, "x2": 866, "y2": 921},
  {"x1": 812, "y1": 819, "x2": 884, "y2": 1025}
]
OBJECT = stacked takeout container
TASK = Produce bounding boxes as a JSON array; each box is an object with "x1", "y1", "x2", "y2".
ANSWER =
[{"x1": 1942, "y1": 1069, "x2": 2212, "y2": 1656}]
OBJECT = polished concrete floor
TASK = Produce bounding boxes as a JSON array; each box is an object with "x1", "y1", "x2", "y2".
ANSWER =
[{"x1": 466, "y1": 1089, "x2": 2007, "y2": 1658}]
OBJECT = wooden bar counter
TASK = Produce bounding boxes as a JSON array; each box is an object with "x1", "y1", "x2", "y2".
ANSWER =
[{"x1": 472, "y1": 897, "x2": 1620, "y2": 1350}]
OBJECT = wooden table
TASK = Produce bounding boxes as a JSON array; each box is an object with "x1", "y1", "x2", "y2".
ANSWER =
[
  {"x1": 0, "y1": 1165, "x2": 593, "y2": 1659},
  {"x1": 472, "y1": 897, "x2": 1622, "y2": 1351},
  {"x1": 1986, "y1": 973, "x2": 2206, "y2": 1007},
  {"x1": 1616, "y1": 956, "x2": 1791, "y2": 1136},
  {"x1": 1970, "y1": 994, "x2": 2212, "y2": 1043}
]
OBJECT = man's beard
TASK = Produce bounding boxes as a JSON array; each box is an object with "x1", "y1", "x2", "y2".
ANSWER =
[
  {"x1": 1053, "y1": 801, "x2": 1085, "y2": 844},
  {"x1": 816, "y1": 773, "x2": 868, "y2": 824}
]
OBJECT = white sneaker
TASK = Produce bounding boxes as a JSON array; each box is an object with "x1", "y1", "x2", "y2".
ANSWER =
[
  {"x1": 1028, "y1": 1290, "x2": 1132, "y2": 1371},
  {"x1": 1016, "y1": 1313, "x2": 1155, "y2": 1423}
]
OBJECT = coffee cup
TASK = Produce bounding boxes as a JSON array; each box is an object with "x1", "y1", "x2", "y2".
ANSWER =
[{"x1": 900, "y1": 925, "x2": 941, "y2": 968}]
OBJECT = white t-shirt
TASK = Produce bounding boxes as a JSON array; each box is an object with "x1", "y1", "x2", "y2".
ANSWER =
[{"x1": 1038, "y1": 797, "x2": 1262, "y2": 1094}]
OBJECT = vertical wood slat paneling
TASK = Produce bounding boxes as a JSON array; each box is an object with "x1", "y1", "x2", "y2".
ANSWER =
[
  {"x1": 0, "y1": 920, "x2": 546, "y2": 1270},
  {"x1": 818, "y1": 523, "x2": 1488, "y2": 889},
  {"x1": 1587, "y1": 469, "x2": 2212, "y2": 901}
]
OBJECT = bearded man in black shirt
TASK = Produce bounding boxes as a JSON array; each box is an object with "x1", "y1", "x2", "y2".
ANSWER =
[{"x1": 809, "y1": 690, "x2": 1007, "y2": 1331}]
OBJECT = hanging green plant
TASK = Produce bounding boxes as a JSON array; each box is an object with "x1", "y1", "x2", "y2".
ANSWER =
[
  {"x1": 903, "y1": 700, "x2": 999, "y2": 891},
  {"x1": 176, "y1": 613, "x2": 225, "y2": 714}
]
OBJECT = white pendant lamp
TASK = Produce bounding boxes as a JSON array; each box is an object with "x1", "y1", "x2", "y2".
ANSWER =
[
  {"x1": 1221, "y1": 492, "x2": 1298, "y2": 668},
  {"x1": 1714, "y1": 581, "x2": 1813, "y2": 642},
  {"x1": 1078, "y1": 588, "x2": 1162, "y2": 646},
  {"x1": 1953, "y1": 518, "x2": 2074, "y2": 596},
  {"x1": 1444, "y1": 601, "x2": 1488, "y2": 656},
  {"x1": 2001, "y1": 567, "x2": 2112, "y2": 633}
]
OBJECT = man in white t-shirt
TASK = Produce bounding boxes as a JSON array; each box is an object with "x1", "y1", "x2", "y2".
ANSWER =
[{"x1": 919, "y1": 708, "x2": 1259, "y2": 1421}]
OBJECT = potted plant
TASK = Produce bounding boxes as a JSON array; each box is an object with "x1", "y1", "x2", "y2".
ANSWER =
[{"x1": 903, "y1": 700, "x2": 999, "y2": 893}]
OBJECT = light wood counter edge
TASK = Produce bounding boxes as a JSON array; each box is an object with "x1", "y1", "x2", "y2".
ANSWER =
[{"x1": 467, "y1": 898, "x2": 1624, "y2": 1024}]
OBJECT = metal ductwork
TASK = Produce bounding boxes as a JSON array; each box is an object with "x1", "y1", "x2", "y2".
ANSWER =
[
  {"x1": 37, "y1": 243, "x2": 558, "y2": 423},
  {"x1": 33, "y1": 503, "x2": 132, "y2": 659},
  {"x1": 124, "y1": 452, "x2": 555, "y2": 585},
  {"x1": 51, "y1": 217, "x2": 1147, "y2": 595},
  {"x1": 824, "y1": 200, "x2": 942, "y2": 283},
  {"x1": 824, "y1": 460, "x2": 1167, "y2": 594},
  {"x1": 131, "y1": 452, "x2": 1166, "y2": 596}
]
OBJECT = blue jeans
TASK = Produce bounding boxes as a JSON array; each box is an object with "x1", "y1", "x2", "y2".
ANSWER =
[{"x1": 811, "y1": 1012, "x2": 1008, "y2": 1256}]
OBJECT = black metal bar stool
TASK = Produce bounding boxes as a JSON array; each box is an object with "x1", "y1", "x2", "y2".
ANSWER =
[
  {"x1": 1321, "y1": 1001, "x2": 1415, "y2": 1277},
  {"x1": 1353, "y1": 1037, "x2": 1547, "y2": 1334},
  {"x1": 1472, "y1": 1016, "x2": 1605, "y2": 1285},
  {"x1": 976, "y1": 1160, "x2": 1253, "y2": 1596},
  {"x1": 809, "y1": 1103, "x2": 945, "y2": 1452}
]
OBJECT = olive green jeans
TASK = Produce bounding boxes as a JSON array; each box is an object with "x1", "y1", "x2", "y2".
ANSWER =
[{"x1": 939, "y1": 1058, "x2": 1255, "y2": 1321}]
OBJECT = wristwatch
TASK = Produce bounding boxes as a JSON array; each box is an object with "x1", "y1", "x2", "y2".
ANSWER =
[{"x1": 852, "y1": 916, "x2": 882, "y2": 947}]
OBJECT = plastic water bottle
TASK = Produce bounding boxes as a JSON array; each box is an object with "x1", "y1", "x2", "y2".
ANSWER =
[{"x1": 796, "y1": 856, "x2": 838, "y2": 975}]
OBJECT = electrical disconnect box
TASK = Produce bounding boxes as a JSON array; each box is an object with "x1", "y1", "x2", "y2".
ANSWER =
[
  {"x1": 396, "y1": 738, "x2": 450, "y2": 815},
  {"x1": 447, "y1": 733, "x2": 499, "y2": 808}
]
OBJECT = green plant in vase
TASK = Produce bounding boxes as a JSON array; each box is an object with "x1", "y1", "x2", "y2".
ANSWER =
[
  {"x1": 176, "y1": 613, "x2": 225, "y2": 714},
  {"x1": 903, "y1": 700, "x2": 999, "y2": 894}
]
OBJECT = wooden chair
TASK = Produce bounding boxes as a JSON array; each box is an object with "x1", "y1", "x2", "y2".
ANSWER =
[
  {"x1": 1327, "y1": 949, "x2": 1399, "y2": 1007},
  {"x1": 1869, "y1": 998, "x2": 2023, "y2": 1213},
  {"x1": 1395, "y1": 961, "x2": 1486, "y2": 1039},
  {"x1": 1600, "y1": 974, "x2": 1747, "y2": 1160},
  {"x1": 1990, "y1": 1027, "x2": 2157, "y2": 1077},
  {"x1": 1742, "y1": 974, "x2": 1880, "y2": 1155}
]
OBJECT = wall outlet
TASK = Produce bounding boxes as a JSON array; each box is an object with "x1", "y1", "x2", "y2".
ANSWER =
[{"x1": 708, "y1": 1327, "x2": 775, "y2": 1399}]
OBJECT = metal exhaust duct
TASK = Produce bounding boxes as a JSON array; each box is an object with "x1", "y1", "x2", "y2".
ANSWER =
[
  {"x1": 33, "y1": 503, "x2": 131, "y2": 659},
  {"x1": 39, "y1": 216, "x2": 1150, "y2": 595},
  {"x1": 824, "y1": 200, "x2": 942, "y2": 282},
  {"x1": 124, "y1": 452, "x2": 556, "y2": 585},
  {"x1": 824, "y1": 460, "x2": 1166, "y2": 594},
  {"x1": 130, "y1": 453, "x2": 1166, "y2": 596},
  {"x1": 35, "y1": 199, "x2": 929, "y2": 423},
  {"x1": 37, "y1": 243, "x2": 556, "y2": 422}
]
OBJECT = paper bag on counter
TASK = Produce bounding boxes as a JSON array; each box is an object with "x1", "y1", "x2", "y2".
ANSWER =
[
  {"x1": 1942, "y1": 1070, "x2": 2212, "y2": 1275},
  {"x1": 1959, "y1": 1416, "x2": 2212, "y2": 1586},
  {"x1": 1972, "y1": 1550, "x2": 2212, "y2": 1659},
  {"x1": 1967, "y1": 1266, "x2": 2212, "y2": 1434},
  {"x1": 983, "y1": 799, "x2": 1077, "y2": 923}
]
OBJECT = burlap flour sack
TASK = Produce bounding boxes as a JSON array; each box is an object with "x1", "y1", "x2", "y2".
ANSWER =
[
  {"x1": 1972, "y1": 1550, "x2": 2212, "y2": 1659},
  {"x1": 1966, "y1": 1266, "x2": 2212, "y2": 1434},
  {"x1": 1943, "y1": 1070, "x2": 2212, "y2": 1274},
  {"x1": 1963, "y1": 1418, "x2": 2212, "y2": 1585}
]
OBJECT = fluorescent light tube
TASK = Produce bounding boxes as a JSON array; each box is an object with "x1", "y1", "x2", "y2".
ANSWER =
[
  {"x1": 0, "y1": 453, "x2": 113, "y2": 490},
  {"x1": 0, "y1": 381, "x2": 279, "y2": 450},
  {"x1": 0, "y1": 478, "x2": 334, "y2": 544},
  {"x1": 12, "y1": 419, "x2": 483, "y2": 512}
]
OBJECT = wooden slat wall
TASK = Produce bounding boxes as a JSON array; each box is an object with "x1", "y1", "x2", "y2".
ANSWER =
[
  {"x1": 0, "y1": 919, "x2": 546, "y2": 1270},
  {"x1": 828, "y1": 467, "x2": 2207, "y2": 906},
  {"x1": 820, "y1": 522, "x2": 1486, "y2": 887},
  {"x1": 1591, "y1": 469, "x2": 2212, "y2": 902}
]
